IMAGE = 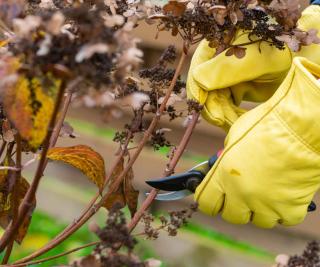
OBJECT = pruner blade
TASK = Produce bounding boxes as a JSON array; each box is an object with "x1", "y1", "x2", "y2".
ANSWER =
[
  {"x1": 145, "y1": 168, "x2": 206, "y2": 192},
  {"x1": 146, "y1": 190, "x2": 192, "y2": 201},
  {"x1": 145, "y1": 154, "x2": 219, "y2": 201}
]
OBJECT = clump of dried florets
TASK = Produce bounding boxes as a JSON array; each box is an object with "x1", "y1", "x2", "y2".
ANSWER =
[
  {"x1": 273, "y1": 241, "x2": 320, "y2": 267},
  {"x1": 187, "y1": 100, "x2": 203, "y2": 114},
  {"x1": 112, "y1": 45, "x2": 189, "y2": 150},
  {"x1": 151, "y1": 0, "x2": 320, "y2": 57},
  {"x1": 141, "y1": 203, "x2": 198, "y2": 239},
  {"x1": 0, "y1": 0, "x2": 147, "y2": 143},
  {"x1": 8, "y1": 1, "x2": 142, "y2": 89},
  {"x1": 150, "y1": 128, "x2": 172, "y2": 151},
  {"x1": 95, "y1": 203, "x2": 137, "y2": 251},
  {"x1": 107, "y1": 0, "x2": 155, "y2": 25},
  {"x1": 139, "y1": 45, "x2": 185, "y2": 97},
  {"x1": 287, "y1": 241, "x2": 320, "y2": 267},
  {"x1": 73, "y1": 204, "x2": 161, "y2": 267}
]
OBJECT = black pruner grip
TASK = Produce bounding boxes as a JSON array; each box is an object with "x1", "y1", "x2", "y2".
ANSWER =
[
  {"x1": 185, "y1": 154, "x2": 220, "y2": 193},
  {"x1": 185, "y1": 176, "x2": 203, "y2": 193}
]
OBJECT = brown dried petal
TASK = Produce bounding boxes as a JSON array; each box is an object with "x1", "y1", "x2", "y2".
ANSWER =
[
  {"x1": 163, "y1": 1, "x2": 187, "y2": 17},
  {"x1": 225, "y1": 47, "x2": 235, "y2": 57},
  {"x1": 124, "y1": 166, "x2": 139, "y2": 218},
  {"x1": 276, "y1": 34, "x2": 301, "y2": 52},
  {"x1": 171, "y1": 26, "x2": 179, "y2": 36},
  {"x1": 104, "y1": 158, "x2": 126, "y2": 210},
  {"x1": 234, "y1": 47, "x2": 246, "y2": 59}
]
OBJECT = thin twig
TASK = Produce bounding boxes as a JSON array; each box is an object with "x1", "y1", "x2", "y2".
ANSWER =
[
  {"x1": 2, "y1": 135, "x2": 22, "y2": 264},
  {"x1": 8, "y1": 241, "x2": 100, "y2": 267},
  {"x1": 13, "y1": 42, "x2": 189, "y2": 264},
  {"x1": 14, "y1": 132, "x2": 134, "y2": 264},
  {"x1": 2, "y1": 241, "x2": 14, "y2": 265},
  {"x1": 49, "y1": 92, "x2": 73, "y2": 148},
  {"x1": 50, "y1": 132, "x2": 133, "y2": 236},
  {"x1": 0, "y1": 80, "x2": 67, "y2": 252},
  {"x1": 128, "y1": 111, "x2": 200, "y2": 231},
  {"x1": 1, "y1": 90, "x2": 74, "y2": 257}
]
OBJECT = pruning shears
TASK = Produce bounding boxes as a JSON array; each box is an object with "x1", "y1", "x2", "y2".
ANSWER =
[
  {"x1": 145, "y1": 151, "x2": 222, "y2": 201},
  {"x1": 145, "y1": 150, "x2": 317, "y2": 212}
]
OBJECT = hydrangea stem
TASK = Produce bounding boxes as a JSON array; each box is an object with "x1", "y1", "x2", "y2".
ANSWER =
[
  {"x1": 12, "y1": 42, "x2": 190, "y2": 265},
  {"x1": 128, "y1": 111, "x2": 200, "y2": 231},
  {"x1": 0, "y1": 80, "x2": 67, "y2": 252},
  {"x1": 1, "y1": 135, "x2": 22, "y2": 264}
]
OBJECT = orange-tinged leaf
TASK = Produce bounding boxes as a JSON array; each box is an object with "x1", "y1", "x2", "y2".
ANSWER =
[
  {"x1": 2, "y1": 65, "x2": 61, "y2": 149},
  {"x1": 103, "y1": 157, "x2": 139, "y2": 217},
  {"x1": 104, "y1": 158, "x2": 126, "y2": 210},
  {"x1": 15, "y1": 178, "x2": 36, "y2": 243},
  {"x1": 47, "y1": 145, "x2": 106, "y2": 191},
  {"x1": 124, "y1": 166, "x2": 139, "y2": 218}
]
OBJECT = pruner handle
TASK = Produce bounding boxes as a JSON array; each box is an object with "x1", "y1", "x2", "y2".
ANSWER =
[{"x1": 185, "y1": 153, "x2": 220, "y2": 193}]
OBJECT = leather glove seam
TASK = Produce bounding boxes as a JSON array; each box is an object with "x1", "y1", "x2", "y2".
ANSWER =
[{"x1": 274, "y1": 110, "x2": 320, "y2": 155}]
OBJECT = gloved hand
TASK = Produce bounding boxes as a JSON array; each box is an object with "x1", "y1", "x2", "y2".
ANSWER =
[
  {"x1": 195, "y1": 57, "x2": 320, "y2": 228},
  {"x1": 187, "y1": 5, "x2": 320, "y2": 130}
]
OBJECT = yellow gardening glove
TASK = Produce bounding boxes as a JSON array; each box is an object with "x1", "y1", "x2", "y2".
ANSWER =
[
  {"x1": 187, "y1": 39, "x2": 247, "y2": 130},
  {"x1": 187, "y1": 5, "x2": 320, "y2": 130},
  {"x1": 195, "y1": 57, "x2": 320, "y2": 228}
]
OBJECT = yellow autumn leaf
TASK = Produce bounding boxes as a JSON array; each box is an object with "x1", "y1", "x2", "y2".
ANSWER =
[
  {"x1": 2, "y1": 57, "x2": 61, "y2": 149},
  {"x1": 47, "y1": 145, "x2": 106, "y2": 191}
]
